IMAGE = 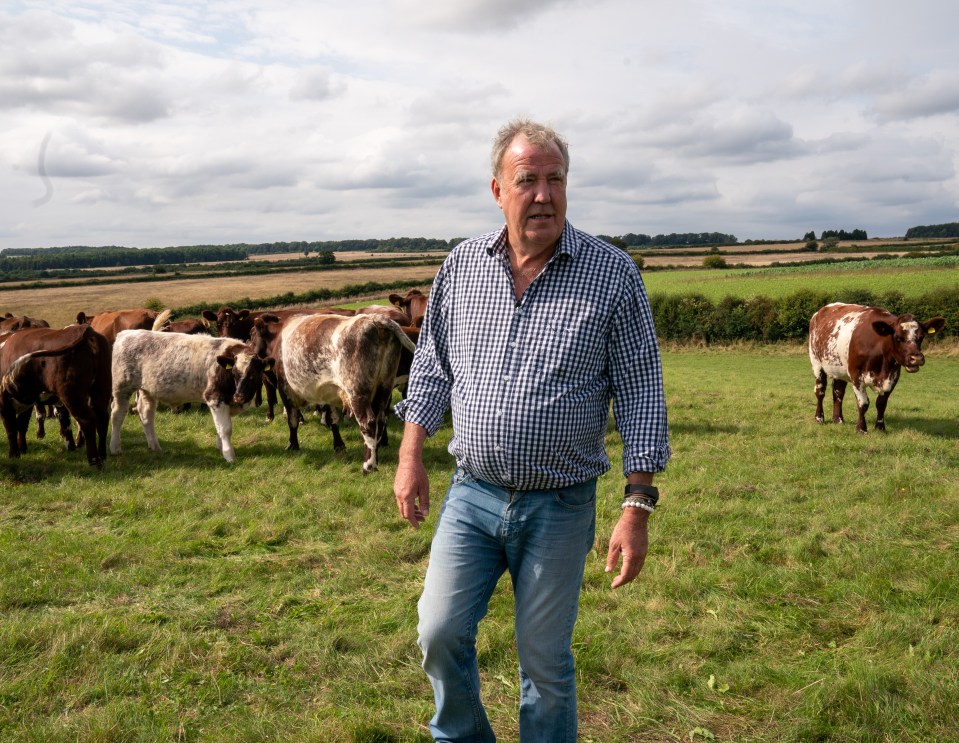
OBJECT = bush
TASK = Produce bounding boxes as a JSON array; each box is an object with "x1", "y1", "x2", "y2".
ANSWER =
[{"x1": 702, "y1": 254, "x2": 727, "y2": 269}]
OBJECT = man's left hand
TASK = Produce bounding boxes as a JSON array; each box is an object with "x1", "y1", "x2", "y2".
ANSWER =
[{"x1": 605, "y1": 507, "x2": 649, "y2": 589}]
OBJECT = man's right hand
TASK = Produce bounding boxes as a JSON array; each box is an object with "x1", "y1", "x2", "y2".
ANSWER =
[{"x1": 394, "y1": 423, "x2": 430, "y2": 528}]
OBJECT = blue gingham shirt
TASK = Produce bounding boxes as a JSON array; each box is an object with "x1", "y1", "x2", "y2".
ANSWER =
[{"x1": 395, "y1": 221, "x2": 670, "y2": 490}]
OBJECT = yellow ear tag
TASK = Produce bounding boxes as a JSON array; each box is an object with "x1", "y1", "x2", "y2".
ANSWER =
[
  {"x1": 929, "y1": 328, "x2": 936, "y2": 334},
  {"x1": 264, "y1": 363, "x2": 272, "y2": 371},
  {"x1": 225, "y1": 363, "x2": 233, "y2": 369}
]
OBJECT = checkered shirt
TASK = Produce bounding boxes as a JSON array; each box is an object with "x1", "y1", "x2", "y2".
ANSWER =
[{"x1": 395, "y1": 221, "x2": 670, "y2": 490}]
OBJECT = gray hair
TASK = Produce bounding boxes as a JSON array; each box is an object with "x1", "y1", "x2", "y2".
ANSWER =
[{"x1": 491, "y1": 119, "x2": 570, "y2": 180}]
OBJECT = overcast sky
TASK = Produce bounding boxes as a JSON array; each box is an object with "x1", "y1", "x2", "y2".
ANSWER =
[{"x1": 2, "y1": 1, "x2": 957, "y2": 251}]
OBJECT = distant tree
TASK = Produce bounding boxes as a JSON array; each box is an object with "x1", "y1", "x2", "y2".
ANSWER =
[
  {"x1": 905, "y1": 222, "x2": 959, "y2": 239},
  {"x1": 703, "y1": 254, "x2": 727, "y2": 269},
  {"x1": 804, "y1": 230, "x2": 817, "y2": 241}
]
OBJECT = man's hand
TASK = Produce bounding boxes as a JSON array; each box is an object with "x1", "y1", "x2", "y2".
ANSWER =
[
  {"x1": 605, "y1": 507, "x2": 649, "y2": 589},
  {"x1": 394, "y1": 422, "x2": 430, "y2": 528}
]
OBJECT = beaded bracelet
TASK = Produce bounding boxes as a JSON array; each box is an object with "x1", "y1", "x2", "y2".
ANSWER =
[{"x1": 621, "y1": 496, "x2": 656, "y2": 513}]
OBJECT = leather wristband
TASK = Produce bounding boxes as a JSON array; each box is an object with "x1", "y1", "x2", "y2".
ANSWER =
[{"x1": 624, "y1": 483, "x2": 659, "y2": 504}]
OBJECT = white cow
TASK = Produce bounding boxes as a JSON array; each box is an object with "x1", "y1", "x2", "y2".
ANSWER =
[{"x1": 110, "y1": 329, "x2": 273, "y2": 462}]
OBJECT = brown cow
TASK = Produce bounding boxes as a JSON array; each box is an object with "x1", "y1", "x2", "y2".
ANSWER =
[
  {"x1": 77, "y1": 308, "x2": 170, "y2": 344},
  {"x1": 250, "y1": 312, "x2": 415, "y2": 472},
  {"x1": 0, "y1": 324, "x2": 112, "y2": 466},
  {"x1": 0, "y1": 313, "x2": 51, "y2": 331},
  {"x1": 808, "y1": 302, "x2": 946, "y2": 433},
  {"x1": 202, "y1": 306, "x2": 355, "y2": 342},
  {"x1": 389, "y1": 289, "x2": 429, "y2": 326}
]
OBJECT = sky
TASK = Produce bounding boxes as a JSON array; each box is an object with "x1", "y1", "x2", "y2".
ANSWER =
[{"x1": 1, "y1": 0, "x2": 958, "y2": 251}]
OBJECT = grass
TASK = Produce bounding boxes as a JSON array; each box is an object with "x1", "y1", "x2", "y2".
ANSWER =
[
  {"x1": 643, "y1": 256, "x2": 959, "y2": 301},
  {"x1": 2, "y1": 344, "x2": 958, "y2": 741}
]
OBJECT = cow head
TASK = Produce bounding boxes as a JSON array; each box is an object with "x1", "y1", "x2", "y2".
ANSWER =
[
  {"x1": 206, "y1": 307, "x2": 253, "y2": 340},
  {"x1": 212, "y1": 351, "x2": 275, "y2": 409},
  {"x1": 872, "y1": 314, "x2": 947, "y2": 373}
]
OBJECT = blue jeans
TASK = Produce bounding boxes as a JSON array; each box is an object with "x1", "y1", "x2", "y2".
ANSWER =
[{"x1": 417, "y1": 468, "x2": 597, "y2": 742}]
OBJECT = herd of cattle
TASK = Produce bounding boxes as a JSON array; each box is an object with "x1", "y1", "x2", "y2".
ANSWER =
[
  {"x1": 0, "y1": 289, "x2": 426, "y2": 471},
  {"x1": 0, "y1": 295, "x2": 946, "y2": 472}
]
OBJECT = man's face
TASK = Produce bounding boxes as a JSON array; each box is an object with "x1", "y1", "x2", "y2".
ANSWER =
[{"x1": 492, "y1": 135, "x2": 567, "y2": 255}]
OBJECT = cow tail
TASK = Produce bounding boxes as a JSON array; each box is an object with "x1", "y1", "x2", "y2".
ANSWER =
[
  {"x1": 384, "y1": 318, "x2": 417, "y2": 353},
  {"x1": 152, "y1": 308, "x2": 173, "y2": 331}
]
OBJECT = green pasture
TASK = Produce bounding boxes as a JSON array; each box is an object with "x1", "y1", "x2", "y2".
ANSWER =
[
  {"x1": 2, "y1": 346, "x2": 958, "y2": 742},
  {"x1": 642, "y1": 255, "x2": 959, "y2": 301}
]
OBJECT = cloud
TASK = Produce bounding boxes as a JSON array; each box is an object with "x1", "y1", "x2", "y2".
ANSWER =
[
  {"x1": 870, "y1": 70, "x2": 959, "y2": 121},
  {"x1": 391, "y1": 0, "x2": 580, "y2": 31}
]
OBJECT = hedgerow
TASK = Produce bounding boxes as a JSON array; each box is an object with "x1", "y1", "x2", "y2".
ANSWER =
[{"x1": 649, "y1": 287, "x2": 959, "y2": 343}]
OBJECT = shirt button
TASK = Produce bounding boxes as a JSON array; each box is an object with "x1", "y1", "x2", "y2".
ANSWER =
[
  {"x1": 494, "y1": 445, "x2": 503, "y2": 452},
  {"x1": 496, "y1": 409, "x2": 503, "y2": 417},
  {"x1": 503, "y1": 374, "x2": 510, "y2": 381}
]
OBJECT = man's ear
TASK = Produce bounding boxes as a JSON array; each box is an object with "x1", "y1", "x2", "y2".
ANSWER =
[{"x1": 491, "y1": 177, "x2": 502, "y2": 207}]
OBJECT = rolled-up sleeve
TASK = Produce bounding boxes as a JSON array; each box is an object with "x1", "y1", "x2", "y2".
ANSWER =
[{"x1": 608, "y1": 269, "x2": 671, "y2": 474}]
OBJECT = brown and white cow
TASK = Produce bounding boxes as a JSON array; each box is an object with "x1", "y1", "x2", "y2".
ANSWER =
[
  {"x1": 808, "y1": 303, "x2": 946, "y2": 433},
  {"x1": 110, "y1": 330, "x2": 274, "y2": 462},
  {"x1": 0, "y1": 324, "x2": 112, "y2": 466},
  {"x1": 250, "y1": 312, "x2": 415, "y2": 473},
  {"x1": 77, "y1": 308, "x2": 170, "y2": 344}
]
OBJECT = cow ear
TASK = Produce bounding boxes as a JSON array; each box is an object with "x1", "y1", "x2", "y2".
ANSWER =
[
  {"x1": 872, "y1": 320, "x2": 895, "y2": 336},
  {"x1": 216, "y1": 353, "x2": 236, "y2": 370},
  {"x1": 925, "y1": 317, "x2": 946, "y2": 334},
  {"x1": 202, "y1": 309, "x2": 217, "y2": 322},
  {"x1": 389, "y1": 294, "x2": 402, "y2": 305}
]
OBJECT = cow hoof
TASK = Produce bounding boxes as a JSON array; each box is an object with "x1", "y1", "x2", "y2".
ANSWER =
[
  {"x1": 815, "y1": 416, "x2": 824, "y2": 424},
  {"x1": 285, "y1": 443, "x2": 300, "y2": 451},
  {"x1": 36, "y1": 430, "x2": 45, "y2": 440}
]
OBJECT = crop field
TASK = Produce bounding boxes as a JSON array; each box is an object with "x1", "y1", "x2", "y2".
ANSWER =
[{"x1": 2, "y1": 342, "x2": 958, "y2": 742}]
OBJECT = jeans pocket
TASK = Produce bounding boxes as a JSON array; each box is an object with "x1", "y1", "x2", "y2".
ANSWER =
[
  {"x1": 450, "y1": 467, "x2": 473, "y2": 487},
  {"x1": 553, "y1": 481, "x2": 596, "y2": 511}
]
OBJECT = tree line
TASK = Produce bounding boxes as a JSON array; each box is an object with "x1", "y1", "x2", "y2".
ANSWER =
[{"x1": 905, "y1": 222, "x2": 959, "y2": 239}]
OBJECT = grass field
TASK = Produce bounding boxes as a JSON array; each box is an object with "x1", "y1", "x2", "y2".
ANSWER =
[
  {"x1": 3, "y1": 345, "x2": 958, "y2": 742},
  {"x1": 642, "y1": 256, "x2": 959, "y2": 301}
]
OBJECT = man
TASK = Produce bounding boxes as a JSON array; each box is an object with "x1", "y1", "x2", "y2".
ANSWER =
[{"x1": 393, "y1": 119, "x2": 670, "y2": 742}]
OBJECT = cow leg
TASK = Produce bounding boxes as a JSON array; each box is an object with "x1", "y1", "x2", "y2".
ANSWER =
[
  {"x1": 813, "y1": 370, "x2": 827, "y2": 423},
  {"x1": 56, "y1": 405, "x2": 77, "y2": 451},
  {"x1": 350, "y1": 395, "x2": 382, "y2": 474},
  {"x1": 317, "y1": 404, "x2": 346, "y2": 452},
  {"x1": 831, "y1": 379, "x2": 847, "y2": 424},
  {"x1": 875, "y1": 392, "x2": 890, "y2": 432},
  {"x1": 208, "y1": 403, "x2": 236, "y2": 462},
  {"x1": 92, "y1": 390, "x2": 110, "y2": 463},
  {"x1": 264, "y1": 381, "x2": 277, "y2": 423},
  {"x1": 136, "y1": 393, "x2": 161, "y2": 452},
  {"x1": 35, "y1": 404, "x2": 46, "y2": 439},
  {"x1": 851, "y1": 382, "x2": 870, "y2": 434},
  {"x1": 110, "y1": 393, "x2": 132, "y2": 455},
  {"x1": 60, "y1": 393, "x2": 101, "y2": 467},
  {"x1": 15, "y1": 409, "x2": 31, "y2": 455},
  {"x1": 280, "y1": 390, "x2": 301, "y2": 451},
  {"x1": 1, "y1": 403, "x2": 24, "y2": 458}
]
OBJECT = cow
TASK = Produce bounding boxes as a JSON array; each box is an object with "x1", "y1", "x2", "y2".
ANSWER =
[
  {"x1": 77, "y1": 308, "x2": 171, "y2": 344},
  {"x1": 389, "y1": 289, "x2": 429, "y2": 326},
  {"x1": 204, "y1": 306, "x2": 356, "y2": 421},
  {"x1": 250, "y1": 312, "x2": 415, "y2": 473},
  {"x1": 0, "y1": 324, "x2": 112, "y2": 467},
  {"x1": 808, "y1": 303, "x2": 946, "y2": 433},
  {"x1": 110, "y1": 330, "x2": 274, "y2": 462},
  {"x1": 159, "y1": 317, "x2": 213, "y2": 335},
  {"x1": 0, "y1": 313, "x2": 51, "y2": 331},
  {"x1": 202, "y1": 306, "x2": 355, "y2": 342}
]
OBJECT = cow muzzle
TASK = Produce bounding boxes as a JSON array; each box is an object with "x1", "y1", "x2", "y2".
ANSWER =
[{"x1": 904, "y1": 354, "x2": 925, "y2": 373}]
